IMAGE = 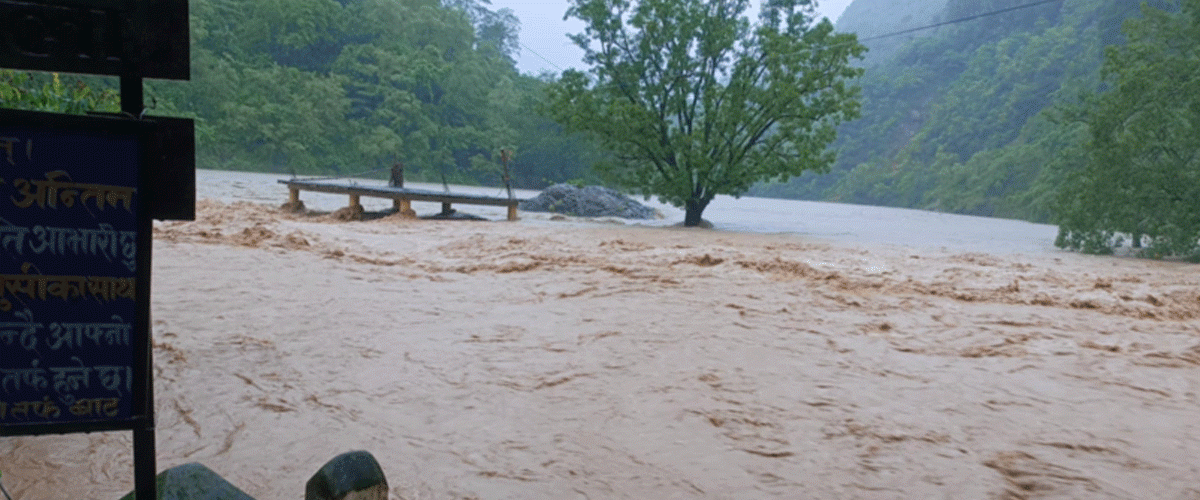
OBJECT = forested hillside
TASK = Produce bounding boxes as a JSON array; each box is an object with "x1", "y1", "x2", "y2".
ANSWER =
[
  {"x1": 752, "y1": 0, "x2": 1168, "y2": 223},
  {"x1": 834, "y1": 0, "x2": 948, "y2": 65},
  {"x1": 139, "y1": 0, "x2": 606, "y2": 188}
]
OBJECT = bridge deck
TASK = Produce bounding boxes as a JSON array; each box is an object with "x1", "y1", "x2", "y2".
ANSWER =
[{"x1": 279, "y1": 179, "x2": 522, "y2": 220}]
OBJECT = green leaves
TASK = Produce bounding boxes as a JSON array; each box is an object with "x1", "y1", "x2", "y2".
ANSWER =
[
  {"x1": 0, "y1": 0, "x2": 609, "y2": 189},
  {"x1": 1055, "y1": 0, "x2": 1200, "y2": 257},
  {"x1": 550, "y1": 0, "x2": 865, "y2": 225},
  {"x1": 0, "y1": 71, "x2": 119, "y2": 114},
  {"x1": 135, "y1": 0, "x2": 604, "y2": 186}
]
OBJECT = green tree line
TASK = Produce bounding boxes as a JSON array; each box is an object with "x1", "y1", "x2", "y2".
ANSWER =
[
  {"x1": 0, "y1": 0, "x2": 609, "y2": 189},
  {"x1": 159, "y1": 0, "x2": 614, "y2": 188}
]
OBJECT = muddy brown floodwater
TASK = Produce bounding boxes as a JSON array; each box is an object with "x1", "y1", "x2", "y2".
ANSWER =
[{"x1": 3, "y1": 172, "x2": 1199, "y2": 499}]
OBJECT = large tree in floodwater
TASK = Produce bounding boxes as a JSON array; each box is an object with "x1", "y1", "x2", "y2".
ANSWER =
[{"x1": 547, "y1": 0, "x2": 865, "y2": 226}]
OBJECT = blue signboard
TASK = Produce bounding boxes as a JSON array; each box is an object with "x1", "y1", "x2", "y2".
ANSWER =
[{"x1": 0, "y1": 110, "x2": 151, "y2": 433}]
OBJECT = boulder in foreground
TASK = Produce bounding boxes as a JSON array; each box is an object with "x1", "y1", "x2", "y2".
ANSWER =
[
  {"x1": 519, "y1": 184, "x2": 658, "y2": 219},
  {"x1": 118, "y1": 463, "x2": 255, "y2": 500},
  {"x1": 305, "y1": 450, "x2": 388, "y2": 500}
]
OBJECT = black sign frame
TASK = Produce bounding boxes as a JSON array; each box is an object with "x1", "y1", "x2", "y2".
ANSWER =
[
  {"x1": 0, "y1": 107, "x2": 154, "y2": 438},
  {"x1": 1, "y1": 0, "x2": 192, "y2": 496},
  {"x1": 0, "y1": 0, "x2": 189, "y2": 80}
]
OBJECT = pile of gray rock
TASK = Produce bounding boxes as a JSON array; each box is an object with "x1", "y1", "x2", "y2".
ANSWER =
[
  {"x1": 119, "y1": 450, "x2": 388, "y2": 500},
  {"x1": 519, "y1": 184, "x2": 658, "y2": 219}
]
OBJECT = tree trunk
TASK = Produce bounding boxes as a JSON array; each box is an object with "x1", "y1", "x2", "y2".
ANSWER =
[{"x1": 683, "y1": 197, "x2": 711, "y2": 227}]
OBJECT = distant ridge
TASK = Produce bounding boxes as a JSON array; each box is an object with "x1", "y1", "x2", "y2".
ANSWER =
[
  {"x1": 835, "y1": 0, "x2": 950, "y2": 64},
  {"x1": 756, "y1": 0, "x2": 1138, "y2": 224}
]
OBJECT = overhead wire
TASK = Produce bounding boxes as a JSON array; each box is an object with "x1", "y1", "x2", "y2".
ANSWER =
[
  {"x1": 857, "y1": 0, "x2": 1065, "y2": 42},
  {"x1": 519, "y1": 41, "x2": 567, "y2": 72},
  {"x1": 519, "y1": 0, "x2": 1066, "y2": 72}
]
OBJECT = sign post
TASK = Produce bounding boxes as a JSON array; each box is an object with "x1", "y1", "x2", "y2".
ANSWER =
[{"x1": 0, "y1": 1, "x2": 192, "y2": 499}]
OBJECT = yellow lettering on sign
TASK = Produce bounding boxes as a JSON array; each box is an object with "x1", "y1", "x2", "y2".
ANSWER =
[
  {"x1": 11, "y1": 171, "x2": 136, "y2": 211},
  {"x1": 0, "y1": 262, "x2": 135, "y2": 304}
]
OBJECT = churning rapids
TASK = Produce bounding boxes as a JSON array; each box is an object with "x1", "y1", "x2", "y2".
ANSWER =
[{"x1": 2, "y1": 170, "x2": 1197, "y2": 499}]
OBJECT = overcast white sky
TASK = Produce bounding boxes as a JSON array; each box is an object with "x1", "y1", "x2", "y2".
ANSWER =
[{"x1": 489, "y1": 0, "x2": 856, "y2": 75}]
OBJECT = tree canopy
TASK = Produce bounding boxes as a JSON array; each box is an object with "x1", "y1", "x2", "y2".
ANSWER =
[
  {"x1": 79, "y1": 0, "x2": 608, "y2": 188},
  {"x1": 546, "y1": 0, "x2": 865, "y2": 226},
  {"x1": 1055, "y1": 0, "x2": 1200, "y2": 257}
]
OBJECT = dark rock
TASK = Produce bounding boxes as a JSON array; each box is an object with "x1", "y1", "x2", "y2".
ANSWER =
[
  {"x1": 420, "y1": 209, "x2": 488, "y2": 221},
  {"x1": 305, "y1": 450, "x2": 388, "y2": 500},
  {"x1": 519, "y1": 184, "x2": 658, "y2": 219},
  {"x1": 118, "y1": 463, "x2": 255, "y2": 500}
]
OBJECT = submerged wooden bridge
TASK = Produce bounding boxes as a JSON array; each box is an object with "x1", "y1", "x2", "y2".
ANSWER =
[{"x1": 279, "y1": 178, "x2": 523, "y2": 220}]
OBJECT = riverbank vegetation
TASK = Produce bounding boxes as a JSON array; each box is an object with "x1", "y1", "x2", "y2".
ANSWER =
[
  {"x1": 0, "y1": 0, "x2": 608, "y2": 189},
  {"x1": 0, "y1": 0, "x2": 1195, "y2": 256}
]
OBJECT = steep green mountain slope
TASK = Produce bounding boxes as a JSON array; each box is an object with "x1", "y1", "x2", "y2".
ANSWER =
[{"x1": 753, "y1": 0, "x2": 1160, "y2": 222}]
